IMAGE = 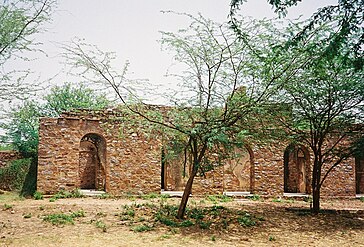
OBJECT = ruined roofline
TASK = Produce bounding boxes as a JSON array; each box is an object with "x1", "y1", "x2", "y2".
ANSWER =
[{"x1": 59, "y1": 104, "x2": 172, "y2": 119}]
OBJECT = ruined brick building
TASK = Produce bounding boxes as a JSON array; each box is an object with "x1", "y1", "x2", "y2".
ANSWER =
[{"x1": 37, "y1": 108, "x2": 364, "y2": 198}]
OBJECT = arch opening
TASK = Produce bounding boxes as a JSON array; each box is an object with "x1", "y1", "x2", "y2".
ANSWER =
[
  {"x1": 223, "y1": 145, "x2": 254, "y2": 193},
  {"x1": 284, "y1": 145, "x2": 310, "y2": 194},
  {"x1": 79, "y1": 133, "x2": 106, "y2": 191}
]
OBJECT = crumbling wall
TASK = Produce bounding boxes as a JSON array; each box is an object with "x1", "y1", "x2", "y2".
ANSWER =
[
  {"x1": 0, "y1": 151, "x2": 21, "y2": 168},
  {"x1": 37, "y1": 108, "x2": 359, "y2": 198},
  {"x1": 37, "y1": 109, "x2": 163, "y2": 195}
]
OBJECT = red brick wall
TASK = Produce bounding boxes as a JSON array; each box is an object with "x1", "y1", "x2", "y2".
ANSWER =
[{"x1": 37, "y1": 109, "x2": 359, "y2": 198}]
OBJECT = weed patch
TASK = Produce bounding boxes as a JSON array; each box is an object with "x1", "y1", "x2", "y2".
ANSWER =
[{"x1": 43, "y1": 210, "x2": 85, "y2": 225}]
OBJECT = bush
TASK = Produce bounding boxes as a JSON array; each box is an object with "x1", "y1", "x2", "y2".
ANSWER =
[
  {"x1": 237, "y1": 213, "x2": 256, "y2": 227},
  {"x1": 33, "y1": 191, "x2": 43, "y2": 200},
  {"x1": 43, "y1": 210, "x2": 85, "y2": 225},
  {"x1": 95, "y1": 220, "x2": 107, "y2": 232},
  {"x1": 49, "y1": 189, "x2": 84, "y2": 202},
  {"x1": 0, "y1": 159, "x2": 31, "y2": 191},
  {"x1": 132, "y1": 224, "x2": 154, "y2": 232},
  {"x1": 43, "y1": 213, "x2": 75, "y2": 225}
]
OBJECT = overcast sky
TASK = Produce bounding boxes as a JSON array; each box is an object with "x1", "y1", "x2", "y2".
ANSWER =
[{"x1": 9, "y1": 0, "x2": 336, "y2": 103}]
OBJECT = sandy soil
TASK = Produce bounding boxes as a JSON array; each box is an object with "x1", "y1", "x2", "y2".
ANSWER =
[{"x1": 0, "y1": 193, "x2": 363, "y2": 247}]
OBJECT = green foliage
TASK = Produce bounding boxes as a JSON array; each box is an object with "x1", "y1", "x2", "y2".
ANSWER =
[
  {"x1": 359, "y1": 197, "x2": 364, "y2": 202},
  {"x1": 1, "y1": 101, "x2": 40, "y2": 158},
  {"x1": 131, "y1": 224, "x2": 154, "y2": 232},
  {"x1": 237, "y1": 213, "x2": 256, "y2": 227},
  {"x1": 206, "y1": 195, "x2": 233, "y2": 204},
  {"x1": 43, "y1": 210, "x2": 85, "y2": 225},
  {"x1": 3, "y1": 203, "x2": 13, "y2": 210},
  {"x1": 0, "y1": 0, "x2": 56, "y2": 101},
  {"x1": 43, "y1": 83, "x2": 110, "y2": 116},
  {"x1": 0, "y1": 158, "x2": 31, "y2": 191},
  {"x1": 49, "y1": 189, "x2": 84, "y2": 202},
  {"x1": 70, "y1": 209, "x2": 85, "y2": 218},
  {"x1": 141, "y1": 192, "x2": 159, "y2": 200},
  {"x1": 248, "y1": 194, "x2": 261, "y2": 201},
  {"x1": 96, "y1": 193, "x2": 113, "y2": 199},
  {"x1": 33, "y1": 191, "x2": 43, "y2": 200},
  {"x1": 95, "y1": 220, "x2": 107, "y2": 232},
  {"x1": 43, "y1": 213, "x2": 74, "y2": 225}
]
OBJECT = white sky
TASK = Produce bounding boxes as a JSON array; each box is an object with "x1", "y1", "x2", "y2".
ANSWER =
[{"x1": 7, "y1": 0, "x2": 336, "y2": 103}]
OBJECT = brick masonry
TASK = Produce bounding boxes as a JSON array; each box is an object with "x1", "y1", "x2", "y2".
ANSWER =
[
  {"x1": 0, "y1": 151, "x2": 22, "y2": 168},
  {"x1": 37, "y1": 109, "x2": 363, "y2": 198}
]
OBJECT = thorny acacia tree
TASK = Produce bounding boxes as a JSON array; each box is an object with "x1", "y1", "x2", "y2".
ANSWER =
[
  {"x1": 231, "y1": 0, "x2": 364, "y2": 213},
  {"x1": 0, "y1": 0, "x2": 55, "y2": 101},
  {"x1": 267, "y1": 19, "x2": 364, "y2": 214},
  {"x1": 64, "y1": 14, "x2": 308, "y2": 219},
  {"x1": 230, "y1": 0, "x2": 363, "y2": 63}
]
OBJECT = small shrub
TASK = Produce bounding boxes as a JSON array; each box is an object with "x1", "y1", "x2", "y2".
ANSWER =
[
  {"x1": 141, "y1": 193, "x2": 159, "y2": 200},
  {"x1": 248, "y1": 194, "x2": 261, "y2": 201},
  {"x1": 237, "y1": 213, "x2": 256, "y2": 227},
  {"x1": 156, "y1": 215, "x2": 178, "y2": 227},
  {"x1": 211, "y1": 235, "x2": 216, "y2": 241},
  {"x1": 95, "y1": 220, "x2": 107, "y2": 232},
  {"x1": 49, "y1": 189, "x2": 84, "y2": 202},
  {"x1": 70, "y1": 209, "x2": 85, "y2": 218},
  {"x1": 206, "y1": 194, "x2": 233, "y2": 203},
  {"x1": 43, "y1": 210, "x2": 85, "y2": 225},
  {"x1": 132, "y1": 224, "x2": 153, "y2": 232},
  {"x1": 43, "y1": 213, "x2": 74, "y2": 225},
  {"x1": 188, "y1": 208, "x2": 205, "y2": 220},
  {"x1": 0, "y1": 159, "x2": 31, "y2": 191},
  {"x1": 269, "y1": 235, "x2": 276, "y2": 241},
  {"x1": 180, "y1": 220, "x2": 194, "y2": 227},
  {"x1": 97, "y1": 193, "x2": 112, "y2": 199},
  {"x1": 3, "y1": 204, "x2": 13, "y2": 210},
  {"x1": 360, "y1": 197, "x2": 364, "y2": 202},
  {"x1": 272, "y1": 197, "x2": 282, "y2": 203},
  {"x1": 198, "y1": 220, "x2": 211, "y2": 229},
  {"x1": 33, "y1": 191, "x2": 43, "y2": 200}
]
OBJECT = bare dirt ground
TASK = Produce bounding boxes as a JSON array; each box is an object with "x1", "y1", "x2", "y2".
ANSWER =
[{"x1": 0, "y1": 192, "x2": 363, "y2": 247}]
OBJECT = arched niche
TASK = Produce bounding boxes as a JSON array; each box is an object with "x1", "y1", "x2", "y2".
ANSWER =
[
  {"x1": 284, "y1": 145, "x2": 310, "y2": 194},
  {"x1": 79, "y1": 133, "x2": 106, "y2": 191},
  {"x1": 224, "y1": 145, "x2": 254, "y2": 193}
]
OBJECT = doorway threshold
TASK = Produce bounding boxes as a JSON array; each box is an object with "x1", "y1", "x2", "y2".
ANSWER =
[{"x1": 79, "y1": 189, "x2": 106, "y2": 196}]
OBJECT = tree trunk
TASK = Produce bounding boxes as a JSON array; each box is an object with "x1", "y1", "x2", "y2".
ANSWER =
[
  {"x1": 311, "y1": 157, "x2": 321, "y2": 214},
  {"x1": 312, "y1": 186, "x2": 320, "y2": 214},
  {"x1": 177, "y1": 166, "x2": 197, "y2": 219}
]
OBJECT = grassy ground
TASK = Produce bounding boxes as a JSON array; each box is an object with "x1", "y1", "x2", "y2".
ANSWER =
[{"x1": 0, "y1": 192, "x2": 363, "y2": 247}]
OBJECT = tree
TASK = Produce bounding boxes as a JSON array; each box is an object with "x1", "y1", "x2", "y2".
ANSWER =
[
  {"x1": 268, "y1": 20, "x2": 364, "y2": 214},
  {"x1": 230, "y1": 0, "x2": 363, "y2": 214},
  {"x1": 64, "y1": 14, "x2": 299, "y2": 219},
  {"x1": 230, "y1": 0, "x2": 363, "y2": 64},
  {"x1": 0, "y1": 0, "x2": 55, "y2": 101},
  {"x1": 0, "y1": 83, "x2": 110, "y2": 195},
  {"x1": 43, "y1": 82, "x2": 110, "y2": 116}
]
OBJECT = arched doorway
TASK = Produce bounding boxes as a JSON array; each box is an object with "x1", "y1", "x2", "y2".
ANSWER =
[
  {"x1": 79, "y1": 133, "x2": 106, "y2": 191},
  {"x1": 284, "y1": 145, "x2": 310, "y2": 194},
  {"x1": 224, "y1": 146, "x2": 254, "y2": 193}
]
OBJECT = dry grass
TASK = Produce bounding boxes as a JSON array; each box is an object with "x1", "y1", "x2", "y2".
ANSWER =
[{"x1": 0, "y1": 192, "x2": 363, "y2": 247}]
